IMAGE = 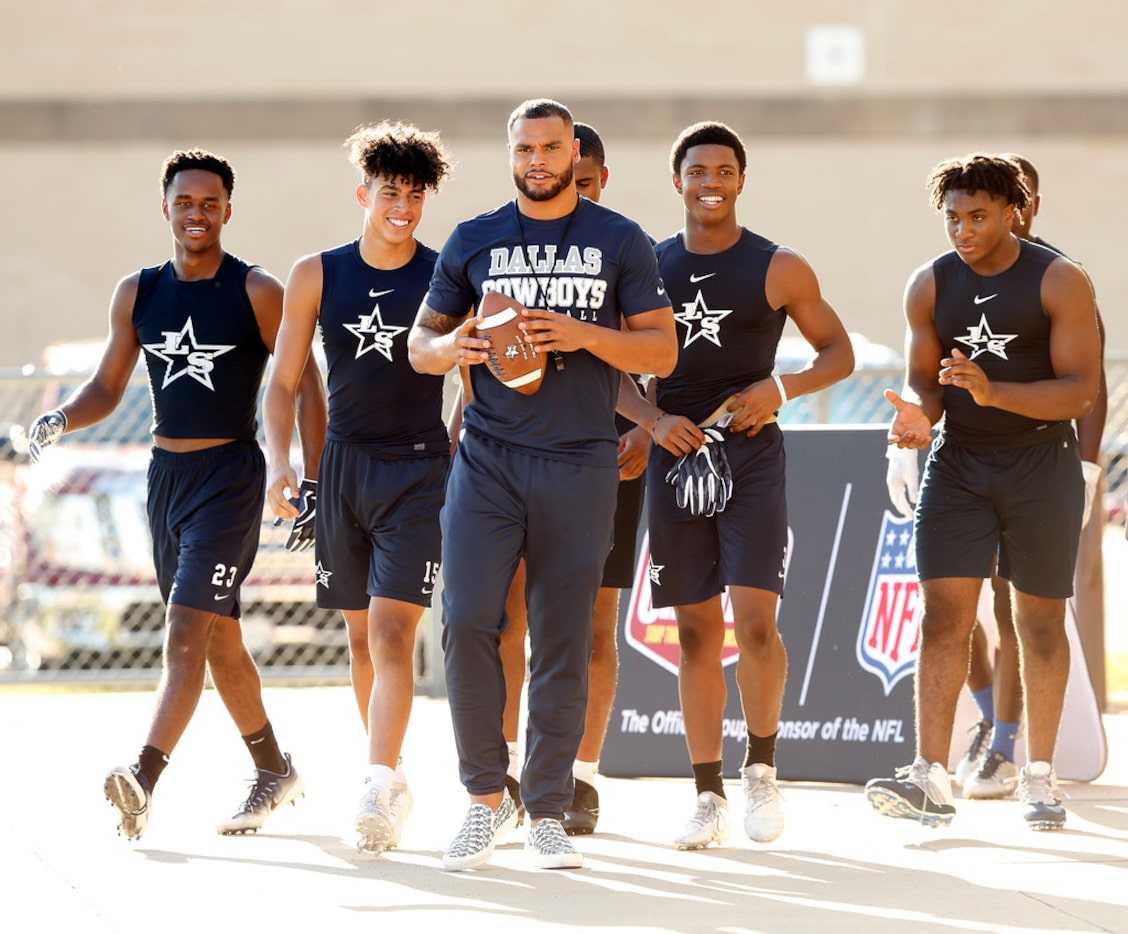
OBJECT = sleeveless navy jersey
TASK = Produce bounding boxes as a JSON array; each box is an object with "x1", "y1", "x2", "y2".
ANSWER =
[
  {"x1": 654, "y1": 229, "x2": 784, "y2": 424},
  {"x1": 134, "y1": 252, "x2": 268, "y2": 440},
  {"x1": 932, "y1": 238, "x2": 1064, "y2": 448},
  {"x1": 318, "y1": 239, "x2": 447, "y2": 455},
  {"x1": 425, "y1": 198, "x2": 667, "y2": 466}
]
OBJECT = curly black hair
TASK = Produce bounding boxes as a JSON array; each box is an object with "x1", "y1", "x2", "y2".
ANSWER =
[
  {"x1": 670, "y1": 122, "x2": 747, "y2": 176},
  {"x1": 344, "y1": 121, "x2": 452, "y2": 192},
  {"x1": 160, "y1": 149, "x2": 235, "y2": 198},
  {"x1": 926, "y1": 153, "x2": 1030, "y2": 211}
]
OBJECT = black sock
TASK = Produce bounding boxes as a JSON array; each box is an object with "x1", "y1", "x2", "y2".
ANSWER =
[
  {"x1": 691, "y1": 760, "x2": 726, "y2": 798},
  {"x1": 743, "y1": 732, "x2": 778, "y2": 769},
  {"x1": 242, "y1": 721, "x2": 287, "y2": 774},
  {"x1": 137, "y1": 745, "x2": 169, "y2": 790}
]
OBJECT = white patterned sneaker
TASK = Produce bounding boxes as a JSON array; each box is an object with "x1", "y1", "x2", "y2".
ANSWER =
[
  {"x1": 525, "y1": 818, "x2": 583, "y2": 869},
  {"x1": 741, "y1": 763, "x2": 784, "y2": 842},
  {"x1": 355, "y1": 778, "x2": 394, "y2": 854},
  {"x1": 674, "y1": 791, "x2": 730, "y2": 850},
  {"x1": 442, "y1": 789, "x2": 518, "y2": 871}
]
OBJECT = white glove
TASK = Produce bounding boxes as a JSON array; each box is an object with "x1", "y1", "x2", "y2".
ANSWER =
[
  {"x1": 27, "y1": 409, "x2": 67, "y2": 463},
  {"x1": 885, "y1": 445, "x2": 919, "y2": 519},
  {"x1": 1081, "y1": 460, "x2": 1101, "y2": 527}
]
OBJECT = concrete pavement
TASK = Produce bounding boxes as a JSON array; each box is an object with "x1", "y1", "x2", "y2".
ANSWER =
[{"x1": 2, "y1": 686, "x2": 1126, "y2": 934}]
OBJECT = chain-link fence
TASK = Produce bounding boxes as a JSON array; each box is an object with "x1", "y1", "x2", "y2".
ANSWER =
[{"x1": 2, "y1": 352, "x2": 1126, "y2": 685}]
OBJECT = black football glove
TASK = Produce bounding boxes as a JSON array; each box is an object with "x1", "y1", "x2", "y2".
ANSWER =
[
  {"x1": 27, "y1": 409, "x2": 67, "y2": 463},
  {"x1": 284, "y1": 479, "x2": 317, "y2": 552},
  {"x1": 665, "y1": 428, "x2": 733, "y2": 517}
]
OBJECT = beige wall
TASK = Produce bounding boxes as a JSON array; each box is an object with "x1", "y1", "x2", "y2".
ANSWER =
[{"x1": 2, "y1": 1, "x2": 1127, "y2": 366}]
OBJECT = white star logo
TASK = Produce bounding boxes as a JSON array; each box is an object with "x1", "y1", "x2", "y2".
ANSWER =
[
  {"x1": 674, "y1": 291, "x2": 733, "y2": 348},
  {"x1": 141, "y1": 317, "x2": 236, "y2": 390},
  {"x1": 955, "y1": 313, "x2": 1018, "y2": 361},
  {"x1": 314, "y1": 561, "x2": 333, "y2": 588},
  {"x1": 648, "y1": 558, "x2": 664, "y2": 586},
  {"x1": 343, "y1": 290, "x2": 406, "y2": 361}
]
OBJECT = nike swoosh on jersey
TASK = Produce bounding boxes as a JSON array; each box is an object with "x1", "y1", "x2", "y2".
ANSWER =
[
  {"x1": 973, "y1": 293, "x2": 998, "y2": 304},
  {"x1": 369, "y1": 289, "x2": 394, "y2": 298},
  {"x1": 689, "y1": 273, "x2": 716, "y2": 283}
]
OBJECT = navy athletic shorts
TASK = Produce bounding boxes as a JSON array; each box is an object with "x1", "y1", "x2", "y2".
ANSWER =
[
  {"x1": 915, "y1": 424, "x2": 1083, "y2": 599},
  {"x1": 601, "y1": 473, "x2": 645, "y2": 589},
  {"x1": 646, "y1": 423, "x2": 788, "y2": 608},
  {"x1": 147, "y1": 440, "x2": 265, "y2": 618},
  {"x1": 315, "y1": 439, "x2": 448, "y2": 610}
]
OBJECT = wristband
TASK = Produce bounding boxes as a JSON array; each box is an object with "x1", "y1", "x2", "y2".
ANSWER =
[
  {"x1": 650, "y1": 412, "x2": 667, "y2": 436},
  {"x1": 772, "y1": 374, "x2": 788, "y2": 407}
]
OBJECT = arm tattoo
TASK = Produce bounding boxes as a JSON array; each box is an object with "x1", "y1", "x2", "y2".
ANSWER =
[{"x1": 416, "y1": 305, "x2": 462, "y2": 336}]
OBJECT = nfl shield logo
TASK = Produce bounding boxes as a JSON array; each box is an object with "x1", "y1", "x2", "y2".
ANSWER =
[
  {"x1": 623, "y1": 532, "x2": 739, "y2": 677},
  {"x1": 856, "y1": 511, "x2": 921, "y2": 695}
]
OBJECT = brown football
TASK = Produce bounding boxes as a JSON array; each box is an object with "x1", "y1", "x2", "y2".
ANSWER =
[{"x1": 471, "y1": 291, "x2": 545, "y2": 395}]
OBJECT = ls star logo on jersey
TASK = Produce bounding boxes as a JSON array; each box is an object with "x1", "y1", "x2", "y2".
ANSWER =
[
  {"x1": 142, "y1": 317, "x2": 235, "y2": 390},
  {"x1": 343, "y1": 289, "x2": 407, "y2": 361},
  {"x1": 955, "y1": 313, "x2": 1019, "y2": 361},
  {"x1": 675, "y1": 291, "x2": 733, "y2": 348},
  {"x1": 856, "y1": 512, "x2": 921, "y2": 696},
  {"x1": 314, "y1": 561, "x2": 333, "y2": 588}
]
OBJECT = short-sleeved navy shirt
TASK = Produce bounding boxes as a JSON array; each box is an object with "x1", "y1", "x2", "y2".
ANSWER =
[{"x1": 425, "y1": 198, "x2": 667, "y2": 466}]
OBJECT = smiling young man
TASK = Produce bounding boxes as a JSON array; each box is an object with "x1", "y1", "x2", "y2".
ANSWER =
[
  {"x1": 619, "y1": 121, "x2": 853, "y2": 850},
  {"x1": 26, "y1": 149, "x2": 326, "y2": 840},
  {"x1": 263, "y1": 122, "x2": 453, "y2": 855},
  {"x1": 865, "y1": 153, "x2": 1100, "y2": 831},
  {"x1": 409, "y1": 99, "x2": 676, "y2": 870}
]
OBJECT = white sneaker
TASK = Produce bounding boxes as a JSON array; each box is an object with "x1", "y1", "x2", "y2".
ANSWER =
[
  {"x1": 1018, "y1": 760, "x2": 1066, "y2": 831},
  {"x1": 216, "y1": 753, "x2": 304, "y2": 835},
  {"x1": 741, "y1": 763, "x2": 784, "y2": 843},
  {"x1": 442, "y1": 789, "x2": 519, "y2": 871},
  {"x1": 963, "y1": 751, "x2": 1019, "y2": 800},
  {"x1": 865, "y1": 756, "x2": 955, "y2": 827},
  {"x1": 104, "y1": 765, "x2": 152, "y2": 841},
  {"x1": 525, "y1": 818, "x2": 583, "y2": 869},
  {"x1": 388, "y1": 782, "x2": 414, "y2": 848},
  {"x1": 954, "y1": 719, "x2": 992, "y2": 786},
  {"x1": 355, "y1": 778, "x2": 394, "y2": 854},
  {"x1": 673, "y1": 791, "x2": 730, "y2": 850}
]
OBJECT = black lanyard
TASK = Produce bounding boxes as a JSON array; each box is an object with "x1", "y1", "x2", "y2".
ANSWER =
[{"x1": 514, "y1": 198, "x2": 579, "y2": 372}]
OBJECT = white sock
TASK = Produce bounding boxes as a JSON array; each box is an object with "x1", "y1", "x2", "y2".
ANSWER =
[
  {"x1": 507, "y1": 742, "x2": 521, "y2": 780},
  {"x1": 365, "y1": 763, "x2": 395, "y2": 789},
  {"x1": 393, "y1": 757, "x2": 408, "y2": 788},
  {"x1": 573, "y1": 759, "x2": 598, "y2": 786}
]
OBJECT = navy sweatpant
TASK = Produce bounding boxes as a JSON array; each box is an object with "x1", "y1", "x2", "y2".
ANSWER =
[{"x1": 440, "y1": 430, "x2": 617, "y2": 820}]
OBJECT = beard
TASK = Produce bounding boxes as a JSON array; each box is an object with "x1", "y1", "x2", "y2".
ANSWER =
[{"x1": 513, "y1": 161, "x2": 574, "y2": 202}]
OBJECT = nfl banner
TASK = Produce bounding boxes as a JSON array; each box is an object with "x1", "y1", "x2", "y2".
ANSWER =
[{"x1": 601, "y1": 425, "x2": 1105, "y2": 784}]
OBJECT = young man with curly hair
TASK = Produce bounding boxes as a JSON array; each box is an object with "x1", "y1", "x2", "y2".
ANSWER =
[
  {"x1": 263, "y1": 121, "x2": 453, "y2": 855},
  {"x1": 866, "y1": 153, "x2": 1101, "y2": 831}
]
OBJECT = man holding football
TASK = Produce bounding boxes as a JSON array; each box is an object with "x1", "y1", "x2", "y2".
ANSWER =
[{"x1": 408, "y1": 98, "x2": 676, "y2": 870}]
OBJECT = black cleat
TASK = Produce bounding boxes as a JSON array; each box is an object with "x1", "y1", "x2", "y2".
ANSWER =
[{"x1": 562, "y1": 778, "x2": 599, "y2": 835}]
